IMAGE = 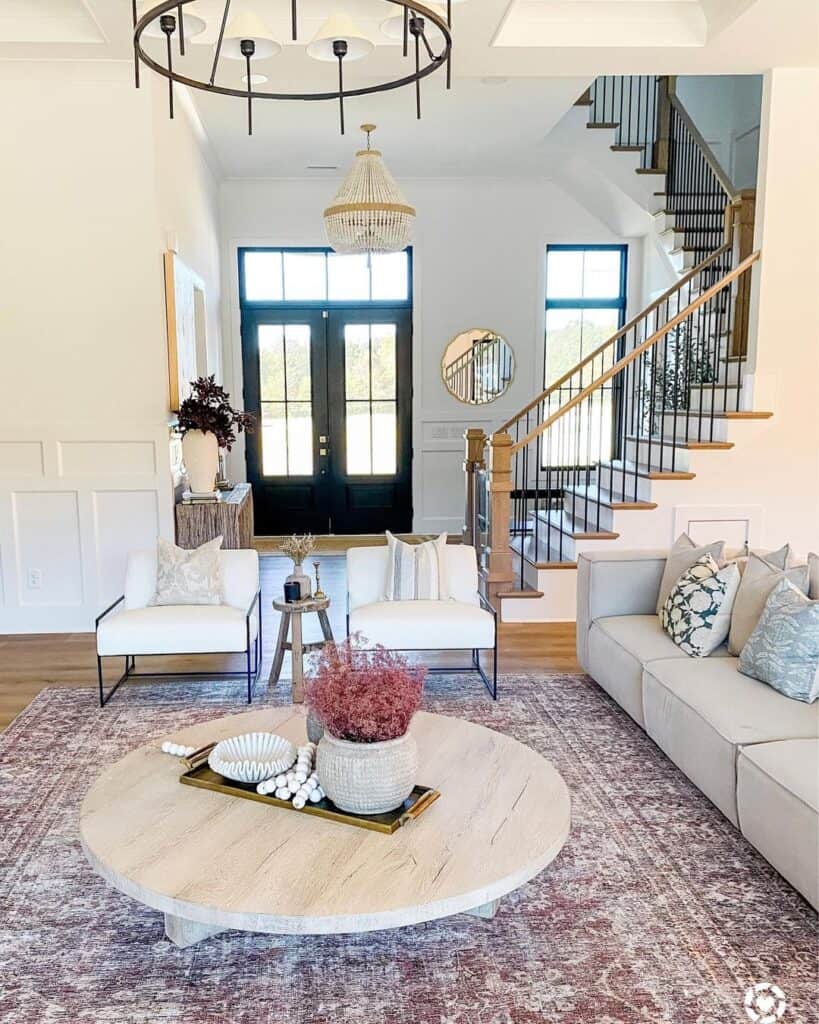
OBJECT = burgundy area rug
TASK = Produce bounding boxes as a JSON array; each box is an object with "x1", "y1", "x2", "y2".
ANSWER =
[{"x1": 0, "y1": 675, "x2": 816, "y2": 1024}]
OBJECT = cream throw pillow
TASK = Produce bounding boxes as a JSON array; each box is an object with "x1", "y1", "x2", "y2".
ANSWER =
[
  {"x1": 661, "y1": 554, "x2": 741, "y2": 657},
  {"x1": 656, "y1": 534, "x2": 726, "y2": 614},
  {"x1": 727, "y1": 553, "x2": 810, "y2": 655},
  {"x1": 152, "y1": 535, "x2": 223, "y2": 606},
  {"x1": 384, "y1": 532, "x2": 448, "y2": 601}
]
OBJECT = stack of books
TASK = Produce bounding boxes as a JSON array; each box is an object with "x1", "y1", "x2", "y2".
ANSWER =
[{"x1": 181, "y1": 490, "x2": 221, "y2": 505}]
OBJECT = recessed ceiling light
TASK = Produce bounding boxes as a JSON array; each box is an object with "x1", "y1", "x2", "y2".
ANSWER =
[
  {"x1": 242, "y1": 73, "x2": 269, "y2": 85},
  {"x1": 481, "y1": 77, "x2": 509, "y2": 86},
  {"x1": 307, "y1": 165, "x2": 338, "y2": 170}
]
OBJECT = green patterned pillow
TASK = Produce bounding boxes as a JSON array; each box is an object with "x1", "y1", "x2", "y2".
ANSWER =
[
  {"x1": 739, "y1": 579, "x2": 819, "y2": 703},
  {"x1": 661, "y1": 555, "x2": 741, "y2": 657}
]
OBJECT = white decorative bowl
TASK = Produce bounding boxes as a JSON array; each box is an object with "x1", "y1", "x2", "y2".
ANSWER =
[{"x1": 208, "y1": 732, "x2": 297, "y2": 784}]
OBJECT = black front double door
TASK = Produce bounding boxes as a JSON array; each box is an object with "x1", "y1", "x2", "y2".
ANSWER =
[{"x1": 242, "y1": 307, "x2": 412, "y2": 535}]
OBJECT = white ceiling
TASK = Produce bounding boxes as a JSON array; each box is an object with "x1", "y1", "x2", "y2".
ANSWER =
[{"x1": 0, "y1": 0, "x2": 816, "y2": 179}]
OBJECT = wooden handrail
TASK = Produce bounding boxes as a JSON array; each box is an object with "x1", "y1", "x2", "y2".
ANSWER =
[
  {"x1": 510, "y1": 250, "x2": 760, "y2": 454},
  {"x1": 497, "y1": 241, "x2": 733, "y2": 434}
]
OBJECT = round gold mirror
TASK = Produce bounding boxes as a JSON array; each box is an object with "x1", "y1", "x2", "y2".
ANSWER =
[{"x1": 442, "y1": 329, "x2": 515, "y2": 405}]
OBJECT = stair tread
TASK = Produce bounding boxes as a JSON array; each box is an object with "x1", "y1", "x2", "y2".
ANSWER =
[
  {"x1": 600, "y1": 459, "x2": 696, "y2": 481},
  {"x1": 611, "y1": 145, "x2": 645, "y2": 152},
  {"x1": 587, "y1": 122, "x2": 619, "y2": 129},
  {"x1": 565, "y1": 483, "x2": 658, "y2": 510},
  {"x1": 626, "y1": 433, "x2": 734, "y2": 451},
  {"x1": 496, "y1": 587, "x2": 545, "y2": 599}
]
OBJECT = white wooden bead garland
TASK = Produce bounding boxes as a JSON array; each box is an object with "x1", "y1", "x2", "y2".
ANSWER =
[
  {"x1": 161, "y1": 741, "x2": 196, "y2": 758},
  {"x1": 257, "y1": 742, "x2": 326, "y2": 806}
]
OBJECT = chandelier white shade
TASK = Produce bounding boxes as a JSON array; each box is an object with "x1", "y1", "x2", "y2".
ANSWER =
[
  {"x1": 138, "y1": 4, "x2": 206, "y2": 38},
  {"x1": 222, "y1": 11, "x2": 282, "y2": 59},
  {"x1": 307, "y1": 13, "x2": 374, "y2": 62},
  {"x1": 324, "y1": 125, "x2": 415, "y2": 254}
]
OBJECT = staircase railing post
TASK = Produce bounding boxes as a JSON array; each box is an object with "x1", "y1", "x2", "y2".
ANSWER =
[
  {"x1": 653, "y1": 75, "x2": 675, "y2": 172},
  {"x1": 484, "y1": 430, "x2": 516, "y2": 607},
  {"x1": 731, "y1": 189, "x2": 756, "y2": 357},
  {"x1": 462, "y1": 427, "x2": 487, "y2": 547}
]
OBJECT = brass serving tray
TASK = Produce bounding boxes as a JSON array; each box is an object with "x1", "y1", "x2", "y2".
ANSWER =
[{"x1": 179, "y1": 762, "x2": 441, "y2": 835}]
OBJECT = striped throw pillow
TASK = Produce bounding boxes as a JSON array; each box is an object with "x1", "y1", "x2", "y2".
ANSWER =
[{"x1": 384, "y1": 532, "x2": 448, "y2": 601}]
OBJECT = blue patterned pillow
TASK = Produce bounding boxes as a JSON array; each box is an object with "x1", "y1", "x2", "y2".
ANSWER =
[
  {"x1": 739, "y1": 579, "x2": 819, "y2": 703},
  {"x1": 661, "y1": 554, "x2": 741, "y2": 657}
]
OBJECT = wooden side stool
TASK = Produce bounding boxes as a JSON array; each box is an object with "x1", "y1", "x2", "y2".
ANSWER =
[{"x1": 269, "y1": 596, "x2": 334, "y2": 702}]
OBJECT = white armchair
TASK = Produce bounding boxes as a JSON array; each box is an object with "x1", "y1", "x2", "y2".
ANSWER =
[
  {"x1": 95, "y1": 548, "x2": 261, "y2": 707},
  {"x1": 346, "y1": 544, "x2": 498, "y2": 698}
]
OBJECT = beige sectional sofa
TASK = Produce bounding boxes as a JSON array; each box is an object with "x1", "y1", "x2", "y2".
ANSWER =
[{"x1": 577, "y1": 549, "x2": 819, "y2": 910}]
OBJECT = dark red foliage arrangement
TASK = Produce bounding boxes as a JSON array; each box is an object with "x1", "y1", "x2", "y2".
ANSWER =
[
  {"x1": 305, "y1": 636, "x2": 426, "y2": 743},
  {"x1": 177, "y1": 376, "x2": 255, "y2": 450}
]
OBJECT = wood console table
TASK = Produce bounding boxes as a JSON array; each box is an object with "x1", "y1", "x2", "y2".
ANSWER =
[{"x1": 175, "y1": 483, "x2": 253, "y2": 549}]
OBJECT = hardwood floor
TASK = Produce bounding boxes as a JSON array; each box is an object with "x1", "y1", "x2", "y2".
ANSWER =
[{"x1": 0, "y1": 554, "x2": 578, "y2": 732}]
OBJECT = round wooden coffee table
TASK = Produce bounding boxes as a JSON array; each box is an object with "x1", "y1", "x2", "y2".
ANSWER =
[{"x1": 80, "y1": 708, "x2": 571, "y2": 947}]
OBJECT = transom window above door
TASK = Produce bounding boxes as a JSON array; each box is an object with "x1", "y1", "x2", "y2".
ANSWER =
[{"x1": 241, "y1": 248, "x2": 411, "y2": 304}]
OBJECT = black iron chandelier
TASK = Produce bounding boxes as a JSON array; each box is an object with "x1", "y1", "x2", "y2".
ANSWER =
[{"x1": 132, "y1": 1, "x2": 455, "y2": 136}]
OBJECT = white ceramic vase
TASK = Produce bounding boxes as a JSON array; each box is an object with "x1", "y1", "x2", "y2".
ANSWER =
[
  {"x1": 182, "y1": 429, "x2": 219, "y2": 493},
  {"x1": 316, "y1": 730, "x2": 418, "y2": 815}
]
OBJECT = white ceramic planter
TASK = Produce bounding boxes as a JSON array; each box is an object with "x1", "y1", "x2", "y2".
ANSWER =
[
  {"x1": 316, "y1": 730, "x2": 418, "y2": 815},
  {"x1": 182, "y1": 429, "x2": 219, "y2": 493}
]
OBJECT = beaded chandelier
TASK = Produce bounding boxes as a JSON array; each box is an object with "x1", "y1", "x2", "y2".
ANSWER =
[{"x1": 324, "y1": 125, "x2": 416, "y2": 254}]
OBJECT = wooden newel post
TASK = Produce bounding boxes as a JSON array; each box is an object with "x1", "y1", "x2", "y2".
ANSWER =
[
  {"x1": 484, "y1": 430, "x2": 516, "y2": 607},
  {"x1": 731, "y1": 189, "x2": 756, "y2": 358},
  {"x1": 653, "y1": 75, "x2": 676, "y2": 173},
  {"x1": 462, "y1": 428, "x2": 487, "y2": 546}
]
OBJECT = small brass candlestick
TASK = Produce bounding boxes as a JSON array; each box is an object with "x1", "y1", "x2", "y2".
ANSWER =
[{"x1": 313, "y1": 560, "x2": 326, "y2": 600}]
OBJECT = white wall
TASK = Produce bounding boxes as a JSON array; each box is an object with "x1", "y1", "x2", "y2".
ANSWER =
[
  {"x1": 675, "y1": 75, "x2": 763, "y2": 190},
  {"x1": 0, "y1": 64, "x2": 222, "y2": 633},
  {"x1": 219, "y1": 176, "x2": 643, "y2": 534},
  {"x1": 745, "y1": 67, "x2": 819, "y2": 556}
]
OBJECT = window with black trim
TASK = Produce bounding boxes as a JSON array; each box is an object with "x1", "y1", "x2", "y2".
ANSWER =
[{"x1": 544, "y1": 245, "x2": 627, "y2": 386}]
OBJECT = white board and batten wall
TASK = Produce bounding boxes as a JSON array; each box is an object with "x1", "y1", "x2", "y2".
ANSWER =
[
  {"x1": 0, "y1": 66, "x2": 222, "y2": 634},
  {"x1": 219, "y1": 177, "x2": 644, "y2": 536}
]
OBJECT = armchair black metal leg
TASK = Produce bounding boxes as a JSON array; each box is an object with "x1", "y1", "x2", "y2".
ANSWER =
[
  {"x1": 246, "y1": 620, "x2": 253, "y2": 705},
  {"x1": 96, "y1": 654, "x2": 131, "y2": 708}
]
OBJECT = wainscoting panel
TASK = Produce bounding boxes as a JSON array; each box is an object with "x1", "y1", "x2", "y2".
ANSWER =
[
  {"x1": 0, "y1": 441, "x2": 44, "y2": 478},
  {"x1": 92, "y1": 490, "x2": 160, "y2": 608},
  {"x1": 12, "y1": 490, "x2": 83, "y2": 607},
  {"x1": 58, "y1": 440, "x2": 157, "y2": 477},
  {"x1": 0, "y1": 425, "x2": 175, "y2": 633}
]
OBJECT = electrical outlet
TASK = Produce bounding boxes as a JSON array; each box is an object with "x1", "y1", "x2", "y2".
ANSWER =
[{"x1": 26, "y1": 568, "x2": 43, "y2": 589}]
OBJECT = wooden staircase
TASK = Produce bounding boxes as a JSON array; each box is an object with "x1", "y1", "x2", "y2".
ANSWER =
[{"x1": 463, "y1": 76, "x2": 769, "y2": 621}]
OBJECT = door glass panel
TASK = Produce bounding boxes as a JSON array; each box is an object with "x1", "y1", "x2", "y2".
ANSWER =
[
  {"x1": 344, "y1": 324, "x2": 371, "y2": 400},
  {"x1": 261, "y1": 405, "x2": 287, "y2": 476},
  {"x1": 283, "y1": 252, "x2": 327, "y2": 301},
  {"x1": 344, "y1": 323, "x2": 397, "y2": 476},
  {"x1": 345, "y1": 402, "x2": 372, "y2": 475},
  {"x1": 286, "y1": 402, "x2": 313, "y2": 475},
  {"x1": 370, "y1": 252, "x2": 409, "y2": 300},
  {"x1": 284, "y1": 325, "x2": 311, "y2": 401},
  {"x1": 259, "y1": 325, "x2": 285, "y2": 401},
  {"x1": 244, "y1": 252, "x2": 283, "y2": 301},
  {"x1": 370, "y1": 324, "x2": 397, "y2": 399},
  {"x1": 371, "y1": 400, "x2": 397, "y2": 474},
  {"x1": 328, "y1": 253, "x2": 369, "y2": 301},
  {"x1": 259, "y1": 323, "x2": 314, "y2": 476}
]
